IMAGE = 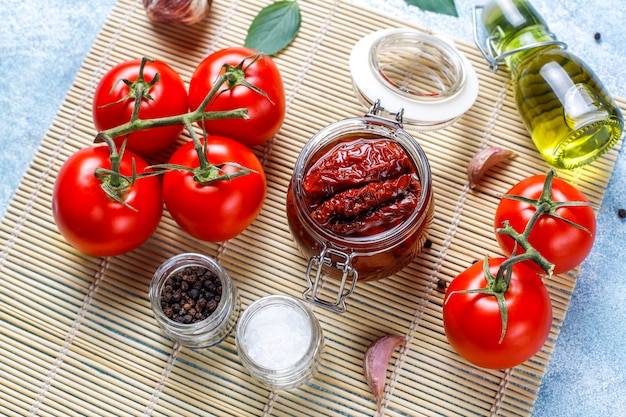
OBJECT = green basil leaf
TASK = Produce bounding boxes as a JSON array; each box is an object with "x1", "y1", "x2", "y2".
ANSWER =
[
  {"x1": 245, "y1": 1, "x2": 302, "y2": 56},
  {"x1": 405, "y1": 0, "x2": 458, "y2": 17}
]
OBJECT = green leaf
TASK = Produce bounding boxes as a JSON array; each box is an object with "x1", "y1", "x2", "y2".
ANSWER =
[
  {"x1": 404, "y1": 0, "x2": 458, "y2": 17},
  {"x1": 245, "y1": 1, "x2": 302, "y2": 56}
]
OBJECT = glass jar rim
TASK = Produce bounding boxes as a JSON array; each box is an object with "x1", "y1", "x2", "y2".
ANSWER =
[
  {"x1": 350, "y1": 28, "x2": 479, "y2": 130},
  {"x1": 371, "y1": 30, "x2": 466, "y2": 101},
  {"x1": 290, "y1": 115, "x2": 433, "y2": 255}
]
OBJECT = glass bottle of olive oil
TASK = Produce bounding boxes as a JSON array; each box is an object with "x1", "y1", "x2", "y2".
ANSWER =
[{"x1": 479, "y1": 0, "x2": 623, "y2": 169}]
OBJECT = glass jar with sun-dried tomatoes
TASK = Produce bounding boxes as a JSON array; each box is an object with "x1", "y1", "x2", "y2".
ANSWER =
[
  {"x1": 287, "y1": 28, "x2": 478, "y2": 313},
  {"x1": 286, "y1": 103, "x2": 434, "y2": 313}
]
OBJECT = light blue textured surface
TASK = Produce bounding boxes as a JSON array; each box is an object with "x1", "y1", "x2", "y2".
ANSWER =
[
  {"x1": 0, "y1": 1, "x2": 624, "y2": 416},
  {"x1": 0, "y1": 0, "x2": 118, "y2": 213}
]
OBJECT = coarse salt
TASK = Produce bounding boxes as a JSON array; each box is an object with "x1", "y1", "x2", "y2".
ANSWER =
[{"x1": 243, "y1": 304, "x2": 312, "y2": 369}]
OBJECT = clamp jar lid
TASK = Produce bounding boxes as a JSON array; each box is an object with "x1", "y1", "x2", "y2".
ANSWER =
[{"x1": 350, "y1": 28, "x2": 479, "y2": 130}]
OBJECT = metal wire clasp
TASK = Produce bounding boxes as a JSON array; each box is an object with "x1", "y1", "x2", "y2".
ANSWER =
[
  {"x1": 367, "y1": 99, "x2": 405, "y2": 127},
  {"x1": 303, "y1": 246, "x2": 358, "y2": 314},
  {"x1": 471, "y1": 5, "x2": 567, "y2": 72}
]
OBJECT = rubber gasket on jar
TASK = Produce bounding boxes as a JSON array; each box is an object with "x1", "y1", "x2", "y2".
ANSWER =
[{"x1": 349, "y1": 28, "x2": 479, "y2": 130}]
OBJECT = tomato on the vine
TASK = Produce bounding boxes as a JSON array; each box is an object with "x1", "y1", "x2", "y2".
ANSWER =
[
  {"x1": 52, "y1": 146, "x2": 163, "y2": 257},
  {"x1": 92, "y1": 58, "x2": 188, "y2": 156},
  {"x1": 443, "y1": 257, "x2": 552, "y2": 370},
  {"x1": 494, "y1": 173, "x2": 596, "y2": 275},
  {"x1": 188, "y1": 47, "x2": 286, "y2": 147},
  {"x1": 162, "y1": 135, "x2": 267, "y2": 242}
]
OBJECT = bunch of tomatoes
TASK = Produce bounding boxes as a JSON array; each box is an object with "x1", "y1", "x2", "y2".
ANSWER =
[
  {"x1": 442, "y1": 170, "x2": 597, "y2": 369},
  {"x1": 52, "y1": 47, "x2": 286, "y2": 257}
]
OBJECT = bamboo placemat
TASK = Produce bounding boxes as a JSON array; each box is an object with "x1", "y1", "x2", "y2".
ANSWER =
[{"x1": 1, "y1": 0, "x2": 623, "y2": 416}]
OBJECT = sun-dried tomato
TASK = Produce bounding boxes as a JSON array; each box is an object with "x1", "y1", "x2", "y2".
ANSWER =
[
  {"x1": 303, "y1": 138, "x2": 411, "y2": 204},
  {"x1": 302, "y1": 138, "x2": 421, "y2": 238},
  {"x1": 325, "y1": 188, "x2": 420, "y2": 236},
  {"x1": 311, "y1": 173, "x2": 421, "y2": 236}
]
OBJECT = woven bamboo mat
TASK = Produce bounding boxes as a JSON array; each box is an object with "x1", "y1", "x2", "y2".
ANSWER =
[{"x1": 1, "y1": 0, "x2": 623, "y2": 416}]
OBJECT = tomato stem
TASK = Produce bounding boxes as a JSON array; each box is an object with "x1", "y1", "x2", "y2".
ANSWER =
[
  {"x1": 96, "y1": 107, "x2": 248, "y2": 142},
  {"x1": 497, "y1": 169, "x2": 593, "y2": 236},
  {"x1": 187, "y1": 119, "x2": 210, "y2": 171},
  {"x1": 490, "y1": 169, "x2": 593, "y2": 341},
  {"x1": 94, "y1": 57, "x2": 250, "y2": 146},
  {"x1": 214, "y1": 54, "x2": 274, "y2": 104},
  {"x1": 495, "y1": 169, "x2": 594, "y2": 279},
  {"x1": 142, "y1": 61, "x2": 273, "y2": 185},
  {"x1": 445, "y1": 256, "x2": 511, "y2": 343},
  {"x1": 95, "y1": 65, "x2": 253, "y2": 143},
  {"x1": 130, "y1": 75, "x2": 146, "y2": 123},
  {"x1": 149, "y1": 118, "x2": 256, "y2": 185},
  {"x1": 100, "y1": 57, "x2": 160, "y2": 112},
  {"x1": 496, "y1": 217, "x2": 554, "y2": 276},
  {"x1": 92, "y1": 133, "x2": 139, "y2": 210},
  {"x1": 94, "y1": 133, "x2": 123, "y2": 186}
]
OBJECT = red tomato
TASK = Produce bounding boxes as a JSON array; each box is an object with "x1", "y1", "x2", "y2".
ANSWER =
[
  {"x1": 92, "y1": 58, "x2": 188, "y2": 156},
  {"x1": 443, "y1": 258, "x2": 552, "y2": 369},
  {"x1": 188, "y1": 47, "x2": 286, "y2": 147},
  {"x1": 162, "y1": 136, "x2": 267, "y2": 242},
  {"x1": 494, "y1": 174, "x2": 596, "y2": 275},
  {"x1": 52, "y1": 146, "x2": 163, "y2": 257}
]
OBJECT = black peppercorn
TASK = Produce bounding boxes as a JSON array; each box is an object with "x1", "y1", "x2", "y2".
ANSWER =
[
  {"x1": 160, "y1": 266, "x2": 222, "y2": 324},
  {"x1": 618, "y1": 208, "x2": 626, "y2": 219}
]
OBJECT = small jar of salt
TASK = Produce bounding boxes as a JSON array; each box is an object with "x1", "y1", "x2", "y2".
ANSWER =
[{"x1": 236, "y1": 294, "x2": 324, "y2": 390}]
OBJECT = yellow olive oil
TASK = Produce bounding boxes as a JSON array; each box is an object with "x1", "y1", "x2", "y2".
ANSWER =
[{"x1": 480, "y1": 0, "x2": 623, "y2": 169}]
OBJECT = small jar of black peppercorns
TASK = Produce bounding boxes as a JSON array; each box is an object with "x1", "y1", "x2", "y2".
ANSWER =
[{"x1": 149, "y1": 253, "x2": 240, "y2": 349}]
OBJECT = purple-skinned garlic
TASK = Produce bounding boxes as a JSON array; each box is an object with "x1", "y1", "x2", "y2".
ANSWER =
[
  {"x1": 363, "y1": 334, "x2": 405, "y2": 407},
  {"x1": 467, "y1": 146, "x2": 516, "y2": 189},
  {"x1": 142, "y1": 0, "x2": 211, "y2": 25}
]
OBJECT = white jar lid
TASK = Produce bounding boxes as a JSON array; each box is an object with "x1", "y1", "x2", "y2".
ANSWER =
[{"x1": 349, "y1": 28, "x2": 479, "y2": 130}]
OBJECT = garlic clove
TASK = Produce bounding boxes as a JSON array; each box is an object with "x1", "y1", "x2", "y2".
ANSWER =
[
  {"x1": 363, "y1": 334, "x2": 405, "y2": 407},
  {"x1": 467, "y1": 146, "x2": 516, "y2": 189},
  {"x1": 142, "y1": 0, "x2": 211, "y2": 25}
]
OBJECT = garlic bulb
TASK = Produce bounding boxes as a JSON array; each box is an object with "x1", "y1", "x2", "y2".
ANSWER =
[{"x1": 142, "y1": 0, "x2": 211, "y2": 25}]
